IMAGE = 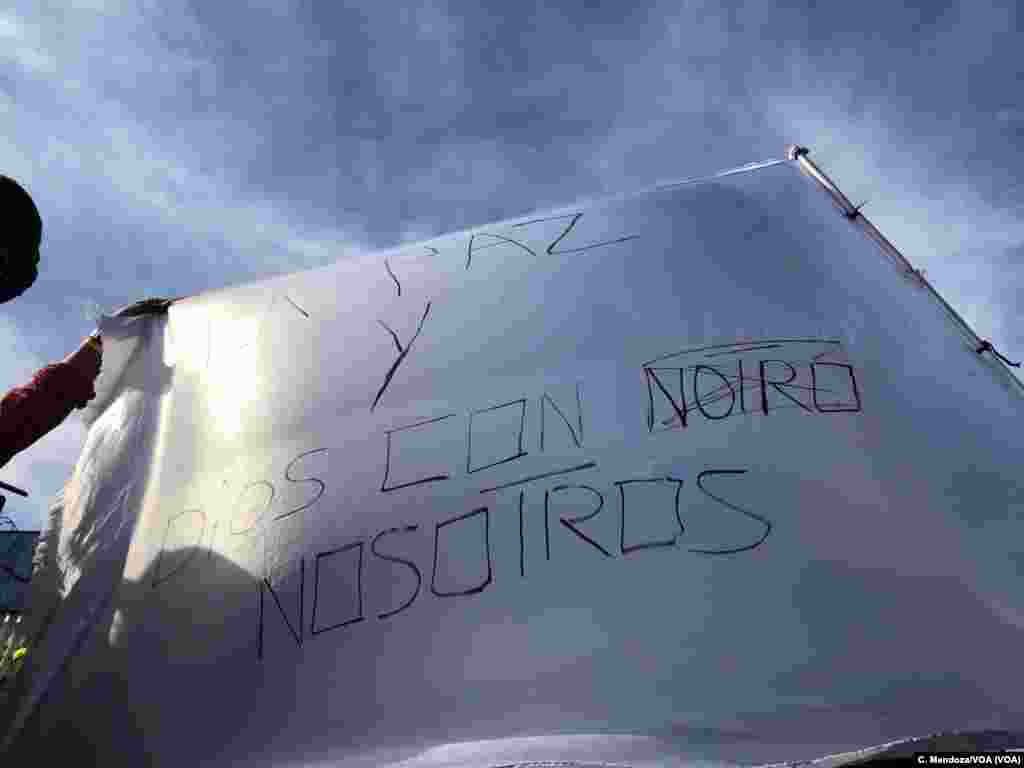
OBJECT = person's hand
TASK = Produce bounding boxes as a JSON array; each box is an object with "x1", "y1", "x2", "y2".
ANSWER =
[{"x1": 111, "y1": 297, "x2": 177, "y2": 318}]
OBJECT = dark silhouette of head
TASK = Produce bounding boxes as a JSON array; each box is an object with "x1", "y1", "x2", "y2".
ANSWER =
[{"x1": 1, "y1": 175, "x2": 42, "y2": 304}]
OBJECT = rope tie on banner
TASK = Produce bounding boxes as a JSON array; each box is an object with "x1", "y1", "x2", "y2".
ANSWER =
[
  {"x1": 976, "y1": 340, "x2": 1021, "y2": 367},
  {"x1": 905, "y1": 266, "x2": 926, "y2": 282},
  {"x1": 789, "y1": 143, "x2": 1024, "y2": 389},
  {"x1": 845, "y1": 201, "x2": 868, "y2": 220}
]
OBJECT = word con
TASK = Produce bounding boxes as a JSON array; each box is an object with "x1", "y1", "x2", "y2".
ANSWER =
[{"x1": 381, "y1": 384, "x2": 585, "y2": 492}]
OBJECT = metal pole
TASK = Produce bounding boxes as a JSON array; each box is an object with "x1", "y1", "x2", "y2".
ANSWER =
[
  {"x1": 0, "y1": 481, "x2": 27, "y2": 498},
  {"x1": 786, "y1": 144, "x2": 1024, "y2": 394}
]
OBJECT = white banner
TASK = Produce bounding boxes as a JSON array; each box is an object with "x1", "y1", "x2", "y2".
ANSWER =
[{"x1": 4, "y1": 159, "x2": 1023, "y2": 766}]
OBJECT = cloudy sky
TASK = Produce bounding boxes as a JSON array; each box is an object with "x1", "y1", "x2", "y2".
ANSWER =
[{"x1": 1, "y1": 0, "x2": 1022, "y2": 530}]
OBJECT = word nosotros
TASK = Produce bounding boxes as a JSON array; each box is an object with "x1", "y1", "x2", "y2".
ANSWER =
[{"x1": 152, "y1": 464, "x2": 769, "y2": 662}]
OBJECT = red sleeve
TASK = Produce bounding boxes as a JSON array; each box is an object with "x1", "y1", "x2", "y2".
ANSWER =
[{"x1": 0, "y1": 363, "x2": 96, "y2": 469}]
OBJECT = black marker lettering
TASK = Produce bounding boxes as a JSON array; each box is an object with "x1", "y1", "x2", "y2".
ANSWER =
[
  {"x1": 694, "y1": 364, "x2": 735, "y2": 420},
  {"x1": 546, "y1": 484, "x2": 612, "y2": 559},
  {"x1": 544, "y1": 491, "x2": 550, "y2": 562},
  {"x1": 277, "y1": 448, "x2": 328, "y2": 520},
  {"x1": 384, "y1": 257, "x2": 401, "y2": 297},
  {"x1": 258, "y1": 556, "x2": 304, "y2": 660},
  {"x1": 311, "y1": 542, "x2": 365, "y2": 636},
  {"x1": 758, "y1": 360, "x2": 812, "y2": 415},
  {"x1": 284, "y1": 295, "x2": 309, "y2": 318},
  {"x1": 810, "y1": 361, "x2": 861, "y2": 413},
  {"x1": 539, "y1": 388, "x2": 583, "y2": 451},
  {"x1": 465, "y1": 233, "x2": 535, "y2": 270},
  {"x1": 229, "y1": 481, "x2": 275, "y2": 535},
  {"x1": 371, "y1": 526, "x2": 422, "y2": 620},
  {"x1": 379, "y1": 318, "x2": 402, "y2": 354},
  {"x1": 431, "y1": 507, "x2": 492, "y2": 597},
  {"x1": 513, "y1": 212, "x2": 639, "y2": 256},
  {"x1": 690, "y1": 469, "x2": 772, "y2": 555},
  {"x1": 738, "y1": 359, "x2": 746, "y2": 414},
  {"x1": 381, "y1": 413, "x2": 455, "y2": 492},
  {"x1": 643, "y1": 338, "x2": 842, "y2": 368},
  {"x1": 518, "y1": 490, "x2": 525, "y2": 578},
  {"x1": 467, "y1": 398, "x2": 528, "y2": 473},
  {"x1": 645, "y1": 368, "x2": 654, "y2": 432},
  {"x1": 371, "y1": 301, "x2": 431, "y2": 412},
  {"x1": 615, "y1": 478, "x2": 684, "y2": 556},
  {"x1": 478, "y1": 461, "x2": 598, "y2": 494},
  {"x1": 704, "y1": 343, "x2": 784, "y2": 358},
  {"x1": 576, "y1": 383, "x2": 584, "y2": 444},
  {"x1": 645, "y1": 367, "x2": 687, "y2": 432}
]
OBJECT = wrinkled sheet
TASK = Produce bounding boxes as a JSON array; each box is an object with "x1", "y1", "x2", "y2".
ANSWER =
[{"x1": 3, "y1": 159, "x2": 1024, "y2": 765}]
